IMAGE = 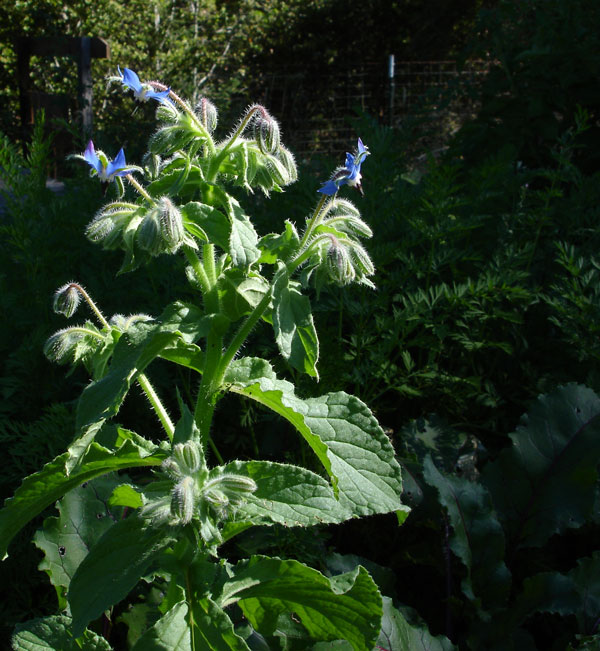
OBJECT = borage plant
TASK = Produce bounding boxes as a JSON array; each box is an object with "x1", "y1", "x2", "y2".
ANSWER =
[{"x1": 1, "y1": 69, "x2": 409, "y2": 649}]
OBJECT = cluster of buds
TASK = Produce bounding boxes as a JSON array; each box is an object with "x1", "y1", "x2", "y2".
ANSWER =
[
  {"x1": 85, "y1": 196, "x2": 189, "y2": 259},
  {"x1": 152, "y1": 440, "x2": 257, "y2": 545}
]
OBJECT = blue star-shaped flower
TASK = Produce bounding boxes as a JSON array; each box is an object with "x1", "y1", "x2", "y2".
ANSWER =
[
  {"x1": 318, "y1": 138, "x2": 370, "y2": 196},
  {"x1": 118, "y1": 67, "x2": 171, "y2": 104},
  {"x1": 83, "y1": 141, "x2": 133, "y2": 183}
]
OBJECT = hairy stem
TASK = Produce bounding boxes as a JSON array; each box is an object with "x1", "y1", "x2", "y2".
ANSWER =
[{"x1": 137, "y1": 372, "x2": 175, "y2": 441}]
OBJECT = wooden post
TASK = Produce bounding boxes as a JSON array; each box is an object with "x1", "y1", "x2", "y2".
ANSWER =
[
  {"x1": 15, "y1": 36, "x2": 110, "y2": 140},
  {"x1": 78, "y1": 37, "x2": 93, "y2": 140}
]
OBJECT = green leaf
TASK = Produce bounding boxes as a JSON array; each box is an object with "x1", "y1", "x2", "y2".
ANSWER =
[
  {"x1": 0, "y1": 427, "x2": 166, "y2": 560},
  {"x1": 34, "y1": 474, "x2": 125, "y2": 609},
  {"x1": 218, "y1": 268, "x2": 270, "y2": 322},
  {"x1": 258, "y1": 220, "x2": 300, "y2": 264},
  {"x1": 11, "y1": 615, "x2": 111, "y2": 650},
  {"x1": 217, "y1": 556, "x2": 382, "y2": 648},
  {"x1": 131, "y1": 601, "x2": 191, "y2": 650},
  {"x1": 377, "y1": 597, "x2": 456, "y2": 651},
  {"x1": 222, "y1": 460, "x2": 348, "y2": 528},
  {"x1": 69, "y1": 514, "x2": 177, "y2": 638},
  {"x1": 483, "y1": 383, "x2": 600, "y2": 548},
  {"x1": 423, "y1": 456, "x2": 510, "y2": 610},
  {"x1": 225, "y1": 358, "x2": 408, "y2": 519},
  {"x1": 272, "y1": 269, "x2": 319, "y2": 378},
  {"x1": 191, "y1": 597, "x2": 251, "y2": 650},
  {"x1": 226, "y1": 194, "x2": 260, "y2": 268},
  {"x1": 181, "y1": 201, "x2": 230, "y2": 252}
]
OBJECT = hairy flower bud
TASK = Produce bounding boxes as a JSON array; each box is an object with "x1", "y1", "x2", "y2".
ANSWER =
[
  {"x1": 85, "y1": 214, "x2": 116, "y2": 243},
  {"x1": 217, "y1": 474, "x2": 258, "y2": 494},
  {"x1": 158, "y1": 197, "x2": 185, "y2": 252},
  {"x1": 171, "y1": 476, "x2": 196, "y2": 524},
  {"x1": 195, "y1": 98, "x2": 218, "y2": 134},
  {"x1": 252, "y1": 107, "x2": 280, "y2": 154},
  {"x1": 53, "y1": 283, "x2": 82, "y2": 318},
  {"x1": 172, "y1": 441, "x2": 202, "y2": 475},
  {"x1": 136, "y1": 209, "x2": 162, "y2": 255},
  {"x1": 326, "y1": 236, "x2": 355, "y2": 285}
]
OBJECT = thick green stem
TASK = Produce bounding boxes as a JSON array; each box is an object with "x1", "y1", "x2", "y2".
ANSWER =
[
  {"x1": 183, "y1": 246, "x2": 211, "y2": 296},
  {"x1": 137, "y1": 372, "x2": 175, "y2": 441}
]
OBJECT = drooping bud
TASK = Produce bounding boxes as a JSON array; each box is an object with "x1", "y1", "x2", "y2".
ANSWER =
[
  {"x1": 195, "y1": 98, "x2": 218, "y2": 134},
  {"x1": 109, "y1": 313, "x2": 154, "y2": 332},
  {"x1": 217, "y1": 474, "x2": 258, "y2": 494},
  {"x1": 53, "y1": 283, "x2": 82, "y2": 318},
  {"x1": 136, "y1": 209, "x2": 163, "y2": 255},
  {"x1": 252, "y1": 108, "x2": 280, "y2": 154},
  {"x1": 158, "y1": 197, "x2": 185, "y2": 252},
  {"x1": 326, "y1": 236, "x2": 355, "y2": 285},
  {"x1": 161, "y1": 457, "x2": 182, "y2": 480},
  {"x1": 44, "y1": 325, "x2": 102, "y2": 365},
  {"x1": 171, "y1": 476, "x2": 197, "y2": 524},
  {"x1": 276, "y1": 146, "x2": 298, "y2": 184},
  {"x1": 349, "y1": 242, "x2": 375, "y2": 278}
]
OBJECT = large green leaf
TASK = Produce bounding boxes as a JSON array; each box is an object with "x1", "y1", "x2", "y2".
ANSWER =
[
  {"x1": 423, "y1": 456, "x2": 510, "y2": 610},
  {"x1": 11, "y1": 615, "x2": 111, "y2": 650},
  {"x1": 225, "y1": 358, "x2": 408, "y2": 519},
  {"x1": 222, "y1": 460, "x2": 349, "y2": 528},
  {"x1": 0, "y1": 427, "x2": 166, "y2": 560},
  {"x1": 34, "y1": 474, "x2": 124, "y2": 609},
  {"x1": 482, "y1": 383, "x2": 600, "y2": 548},
  {"x1": 272, "y1": 270, "x2": 319, "y2": 378},
  {"x1": 217, "y1": 556, "x2": 382, "y2": 648},
  {"x1": 69, "y1": 514, "x2": 177, "y2": 638}
]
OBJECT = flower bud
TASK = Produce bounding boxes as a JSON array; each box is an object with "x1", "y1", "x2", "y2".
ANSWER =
[
  {"x1": 350, "y1": 242, "x2": 375, "y2": 277},
  {"x1": 195, "y1": 98, "x2": 218, "y2": 134},
  {"x1": 44, "y1": 327, "x2": 85, "y2": 364},
  {"x1": 172, "y1": 441, "x2": 203, "y2": 475},
  {"x1": 137, "y1": 209, "x2": 163, "y2": 255},
  {"x1": 158, "y1": 197, "x2": 185, "y2": 252},
  {"x1": 326, "y1": 236, "x2": 355, "y2": 285},
  {"x1": 204, "y1": 489, "x2": 229, "y2": 510},
  {"x1": 171, "y1": 476, "x2": 196, "y2": 524},
  {"x1": 161, "y1": 457, "x2": 182, "y2": 480},
  {"x1": 276, "y1": 146, "x2": 298, "y2": 183},
  {"x1": 252, "y1": 108, "x2": 280, "y2": 154},
  {"x1": 85, "y1": 214, "x2": 115, "y2": 243},
  {"x1": 53, "y1": 283, "x2": 82, "y2": 318},
  {"x1": 217, "y1": 474, "x2": 258, "y2": 494}
]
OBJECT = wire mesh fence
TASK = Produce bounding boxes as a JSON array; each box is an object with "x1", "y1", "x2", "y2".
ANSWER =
[{"x1": 252, "y1": 58, "x2": 488, "y2": 159}]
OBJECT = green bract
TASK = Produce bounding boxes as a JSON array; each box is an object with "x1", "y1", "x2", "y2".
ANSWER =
[{"x1": 2, "y1": 69, "x2": 405, "y2": 649}]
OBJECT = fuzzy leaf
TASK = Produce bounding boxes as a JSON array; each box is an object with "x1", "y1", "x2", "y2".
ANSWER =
[
  {"x1": 11, "y1": 615, "x2": 111, "y2": 650},
  {"x1": 69, "y1": 514, "x2": 177, "y2": 638},
  {"x1": 34, "y1": 474, "x2": 124, "y2": 609},
  {"x1": 222, "y1": 460, "x2": 348, "y2": 528},
  {"x1": 225, "y1": 357, "x2": 408, "y2": 519},
  {"x1": 0, "y1": 427, "x2": 166, "y2": 560},
  {"x1": 181, "y1": 201, "x2": 230, "y2": 252},
  {"x1": 217, "y1": 556, "x2": 382, "y2": 648},
  {"x1": 483, "y1": 383, "x2": 600, "y2": 548},
  {"x1": 272, "y1": 270, "x2": 319, "y2": 378},
  {"x1": 228, "y1": 200, "x2": 260, "y2": 268}
]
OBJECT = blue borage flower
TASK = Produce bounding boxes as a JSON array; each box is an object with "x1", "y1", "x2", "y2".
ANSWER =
[
  {"x1": 83, "y1": 141, "x2": 134, "y2": 183},
  {"x1": 318, "y1": 138, "x2": 370, "y2": 196},
  {"x1": 118, "y1": 67, "x2": 172, "y2": 104}
]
